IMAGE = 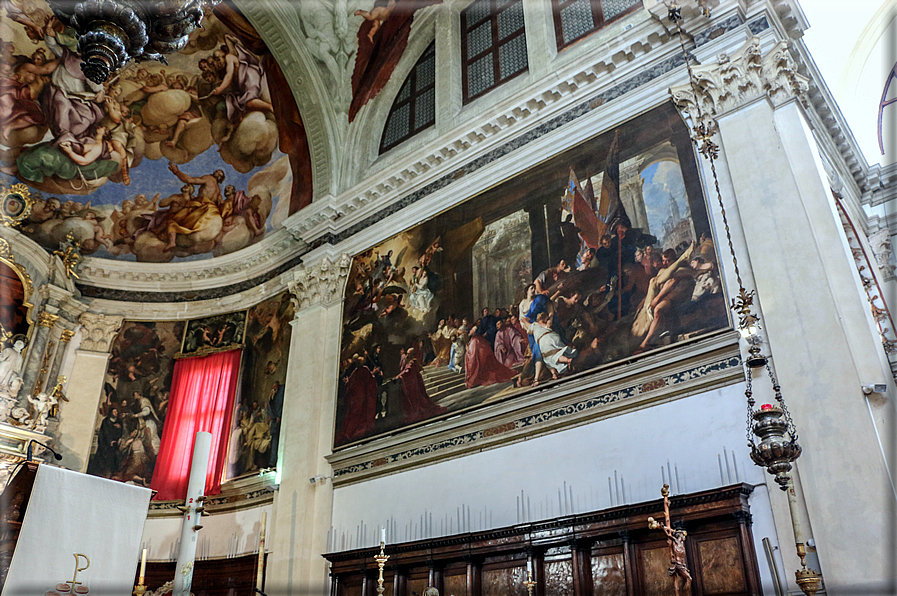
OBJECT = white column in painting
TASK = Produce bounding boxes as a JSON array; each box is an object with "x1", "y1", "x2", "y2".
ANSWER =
[
  {"x1": 671, "y1": 38, "x2": 895, "y2": 591},
  {"x1": 266, "y1": 255, "x2": 351, "y2": 594},
  {"x1": 55, "y1": 313, "x2": 123, "y2": 471},
  {"x1": 173, "y1": 431, "x2": 212, "y2": 596}
]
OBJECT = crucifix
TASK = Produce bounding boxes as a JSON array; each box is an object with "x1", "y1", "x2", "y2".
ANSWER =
[{"x1": 647, "y1": 484, "x2": 692, "y2": 596}]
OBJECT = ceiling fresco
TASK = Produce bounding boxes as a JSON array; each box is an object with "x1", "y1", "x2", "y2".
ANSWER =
[{"x1": 0, "y1": 0, "x2": 312, "y2": 262}]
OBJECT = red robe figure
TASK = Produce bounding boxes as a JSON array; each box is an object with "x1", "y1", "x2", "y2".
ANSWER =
[
  {"x1": 399, "y1": 348, "x2": 446, "y2": 424},
  {"x1": 337, "y1": 363, "x2": 378, "y2": 443},
  {"x1": 465, "y1": 329, "x2": 517, "y2": 389}
]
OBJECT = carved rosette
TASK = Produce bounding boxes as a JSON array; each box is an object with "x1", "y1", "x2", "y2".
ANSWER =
[
  {"x1": 669, "y1": 38, "x2": 811, "y2": 130},
  {"x1": 78, "y1": 313, "x2": 124, "y2": 353},
  {"x1": 287, "y1": 254, "x2": 352, "y2": 312}
]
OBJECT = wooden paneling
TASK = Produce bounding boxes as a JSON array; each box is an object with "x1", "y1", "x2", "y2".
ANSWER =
[
  {"x1": 325, "y1": 485, "x2": 761, "y2": 596},
  {"x1": 443, "y1": 573, "x2": 469, "y2": 596},
  {"x1": 590, "y1": 553, "x2": 625, "y2": 596}
]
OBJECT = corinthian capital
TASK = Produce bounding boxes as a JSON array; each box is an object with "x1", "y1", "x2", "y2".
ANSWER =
[
  {"x1": 287, "y1": 254, "x2": 352, "y2": 311},
  {"x1": 669, "y1": 38, "x2": 810, "y2": 128},
  {"x1": 78, "y1": 313, "x2": 124, "y2": 353}
]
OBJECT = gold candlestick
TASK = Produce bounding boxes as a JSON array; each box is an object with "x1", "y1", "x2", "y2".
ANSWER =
[
  {"x1": 524, "y1": 570, "x2": 536, "y2": 596},
  {"x1": 374, "y1": 541, "x2": 389, "y2": 595}
]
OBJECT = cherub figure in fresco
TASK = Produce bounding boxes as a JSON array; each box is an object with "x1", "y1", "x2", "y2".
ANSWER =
[{"x1": 354, "y1": 0, "x2": 397, "y2": 43}]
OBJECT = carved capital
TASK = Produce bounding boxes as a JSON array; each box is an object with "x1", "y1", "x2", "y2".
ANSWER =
[
  {"x1": 78, "y1": 313, "x2": 124, "y2": 353},
  {"x1": 287, "y1": 254, "x2": 352, "y2": 311},
  {"x1": 59, "y1": 329, "x2": 75, "y2": 344},
  {"x1": 669, "y1": 38, "x2": 810, "y2": 130},
  {"x1": 868, "y1": 228, "x2": 895, "y2": 279},
  {"x1": 37, "y1": 312, "x2": 59, "y2": 328}
]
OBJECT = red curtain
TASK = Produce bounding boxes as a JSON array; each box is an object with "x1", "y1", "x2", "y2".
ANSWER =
[{"x1": 151, "y1": 349, "x2": 242, "y2": 501}]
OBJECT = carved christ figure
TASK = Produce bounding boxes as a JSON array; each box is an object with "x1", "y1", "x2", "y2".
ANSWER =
[{"x1": 647, "y1": 484, "x2": 692, "y2": 596}]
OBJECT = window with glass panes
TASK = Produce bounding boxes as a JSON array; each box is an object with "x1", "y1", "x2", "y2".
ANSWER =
[
  {"x1": 461, "y1": 0, "x2": 528, "y2": 103},
  {"x1": 552, "y1": 0, "x2": 641, "y2": 51},
  {"x1": 380, "y1": 42, "x2": 437, "y2": 153}
]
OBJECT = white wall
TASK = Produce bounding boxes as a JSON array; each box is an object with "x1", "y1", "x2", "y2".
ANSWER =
[{"x1": 331, "y1": 384, "x2": 782, "y2": 590}]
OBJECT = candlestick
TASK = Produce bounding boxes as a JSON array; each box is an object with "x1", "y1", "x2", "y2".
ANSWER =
[
  {"x1": 374, "y1": 541, "x2": 389, "y2": 595},
  {"x1": 524, "y1": 569, "x2": 536, "y2": 596}
]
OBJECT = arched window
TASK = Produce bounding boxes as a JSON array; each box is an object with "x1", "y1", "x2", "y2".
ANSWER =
[
  {"x1": 380, "y1": 42, "x2": 437, "y2": 153},
  {"x1": 552, "y1": 0, "x2": 641, "y2": 51},
  {"x1": 461, "y1": 0, "x2": 528, "y2": 103}
]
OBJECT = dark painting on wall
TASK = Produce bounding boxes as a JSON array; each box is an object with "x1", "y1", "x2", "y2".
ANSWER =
[
  {"x1": 86, "y1": 320, "x2": 184, "y2": 486},
  {"x1": 180, "y1": 311, "x2": 247, "y2": 357},
  {"x1": 335, "y1": 103, "x2": 730, "y2": 447},
  {"x1": 225, "y1": 292, "x2": 293, "y2": 479}
]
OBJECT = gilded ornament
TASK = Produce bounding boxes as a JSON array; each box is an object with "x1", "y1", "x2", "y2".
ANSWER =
[
  {"x1": 53, "y1": 233, "x2": 84, "y2": 280},
  {"x1": 60, "y1": 330, "x2": 76, "y2": 344},
  {"x1": 0, "y1": 184, "x2": 34, "y2": 228},
  {"x1": 38, "y1": 312, "x2": 60, "y2": 328}
]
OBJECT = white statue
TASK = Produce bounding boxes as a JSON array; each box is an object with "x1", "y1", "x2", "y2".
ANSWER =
[
  {"x1": 27, "y1": 391, "x2": 57, "y2": 432},
  {"x1": 0, "y1": 339, "x2": 25, "y2": 394}
]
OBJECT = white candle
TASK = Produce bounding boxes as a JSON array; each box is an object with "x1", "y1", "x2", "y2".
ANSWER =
[
  {"x1": 139, "y1": 548, "x2": 147, "y2": 584},
  {"x1": 381, "y1": 527, "x2": 386, "y2": 544}
]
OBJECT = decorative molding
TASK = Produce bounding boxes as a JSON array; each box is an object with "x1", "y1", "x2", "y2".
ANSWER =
[
  {"x1": 77, "y1": 313, "x2": 125, "y2": 353},
  {"x1": 148, "y1": 472, "x2": 277, "y2": 517},
  {"x1": 668, "y1": 37, "x2": 810, "y2": 131},
  {"x1": 287, "y1": 254, "x2": 353, "y2": 310},
  {"x1": 327, "y1": 331, "x2": 743, "y2": 486}
]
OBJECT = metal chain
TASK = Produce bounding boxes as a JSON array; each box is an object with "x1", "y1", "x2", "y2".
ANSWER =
[
  {"x1": 744, "y1": 369, "x2": 756, "y2": 448},
  {"x1": 766, "y1": 361, "x2": 798, "y2": 441}
]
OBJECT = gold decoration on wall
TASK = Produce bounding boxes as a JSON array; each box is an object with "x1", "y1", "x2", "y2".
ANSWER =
[
  {"x1": 60, "y1": 329, "x2": 76, "y2": 344},
  {"x1": 32, "y1": 340, "x2": 55, "y2": 397},
  {"x1": 38, "y1": 312, "x2": 59, "y2": 328},
  {"x1": 53, "y1": 233, "x2": 83, "y2": 279},
  {"x1": 0, "y1": 183, "x2": 34, "y2": 228}
]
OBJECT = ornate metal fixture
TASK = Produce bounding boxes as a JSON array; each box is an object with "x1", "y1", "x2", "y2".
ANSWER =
[
  {"x1": 47, "y1": 0, "x2": 220, "y2": 84},
  {"x1": 664, "y1": 3, "x2": 820, "y2": 594}
]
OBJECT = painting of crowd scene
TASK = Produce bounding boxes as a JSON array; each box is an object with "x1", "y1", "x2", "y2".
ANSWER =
[
  {"x1": 0, "y1": 0, "x2": 311, "y2": 262},
  {"x1": 335, "y1": 104, "x2": 730, "y2": 447},
  {"x1": 86, "y1": 320, "x2": 184, "y2": 486},
  {"x1": 225, "y1": 292, "x2": 293, "y2": 479}
]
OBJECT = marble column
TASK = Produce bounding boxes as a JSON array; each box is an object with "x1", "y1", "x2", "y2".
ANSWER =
[
  {"x1": 20, "y1": 310, "x2": 59, "y2": 403},
  {"x1": 266, "y1": 254, "x2": 351, "y2": 596},
  {"x1": 54, "y1": 313, "x2": 123, "y2": 472},
  {"x1": 670, "y1": 37, "x2": 895, "y2": 592}
]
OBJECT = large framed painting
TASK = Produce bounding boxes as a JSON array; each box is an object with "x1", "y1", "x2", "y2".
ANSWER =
[
  {"x1": 335, "y1": 104, "x2": 729, "y2": 447},
  {"x1": 225, "y1": 291, "x2": 294, "y2": 479},
  {"x1": 0, "y1": 0, "x2": 311, "y2": 262},
  {"x1": 178, "y1": 311, "x2": 247, "y2": 357},
  {"x1": 86, "y1": 320, "x2": 185, "y2": 486}
]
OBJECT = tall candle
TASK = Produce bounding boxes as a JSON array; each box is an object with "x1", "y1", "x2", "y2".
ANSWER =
[
  {"x1": 381, "y1": 527, "x2": 386, "y2": 545},
  {"x1": 139, "y1": 548, "x2": 147, "y2": 584},
  {"x1": 256, "y1": 512, "x2": 267, "y2": 591}
]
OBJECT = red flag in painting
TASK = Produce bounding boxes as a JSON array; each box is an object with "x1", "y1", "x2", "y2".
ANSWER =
[{"x1": 569, "y1": 168, "x2": 605, "y2": 249}]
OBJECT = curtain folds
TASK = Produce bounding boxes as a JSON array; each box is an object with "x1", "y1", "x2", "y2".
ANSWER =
[{"x1": 151, "y1": 349, "x2": 242, "y2": 501}]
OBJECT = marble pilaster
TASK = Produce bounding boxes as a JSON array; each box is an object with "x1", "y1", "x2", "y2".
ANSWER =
[
  {"x1": 267, "y1": 255, "x2": 350, "y2": 595},
  {"x1": 54, "y1": 313, "x2": 123, "y2": 472},
  {"x1": 671, "y1": 36, "x2": 894, "y2": 592}
]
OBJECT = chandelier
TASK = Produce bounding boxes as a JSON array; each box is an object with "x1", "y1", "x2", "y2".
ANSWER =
[{"x1": 47, "y1": 0, "x2": 220, "y2": 84}]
